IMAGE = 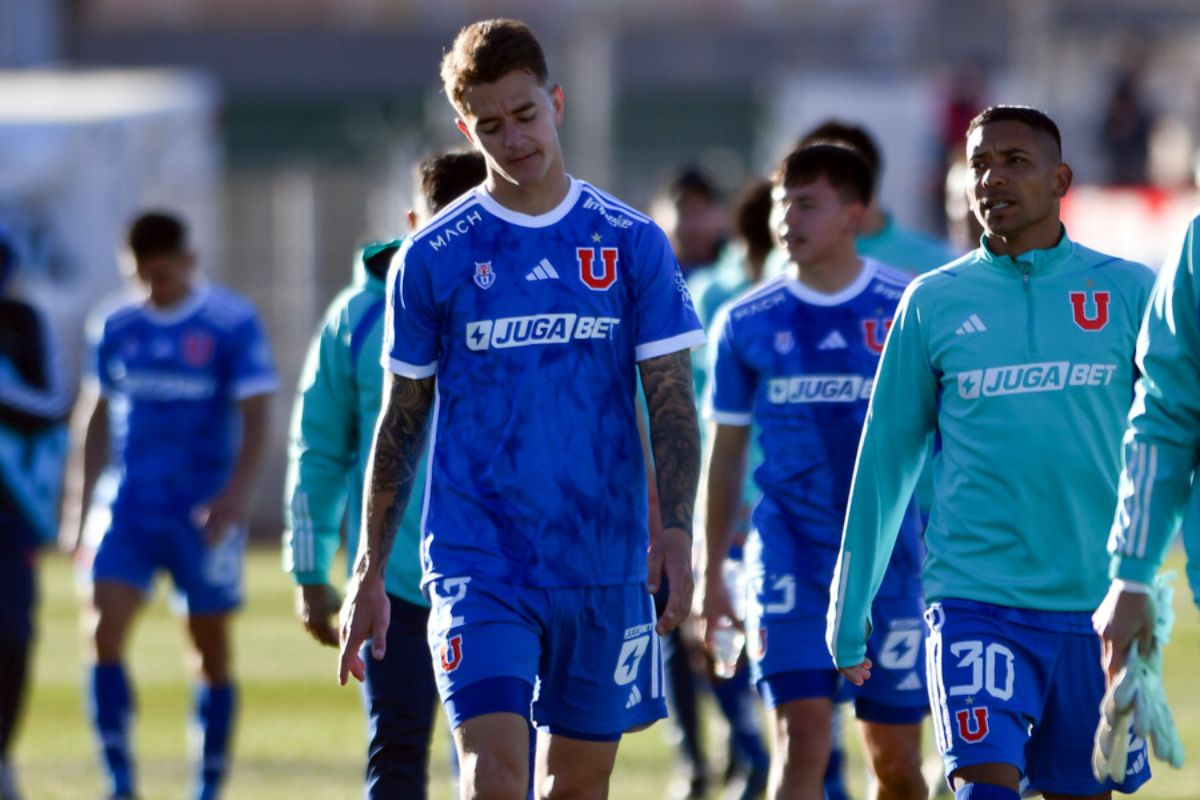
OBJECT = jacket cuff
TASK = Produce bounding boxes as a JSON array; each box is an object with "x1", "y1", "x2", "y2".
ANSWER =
[{"x1": 1110, "y1": 554, "x2": 1158, "y2": 586}]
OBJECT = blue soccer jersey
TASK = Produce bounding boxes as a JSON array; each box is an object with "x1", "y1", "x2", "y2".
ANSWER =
[
  {"x1": 91, "y1": 284, "x2": 278, "y2": 518},
  {"x1": 384, "y1": 178, "x2": 705, "y2": 589},
  {"x1": 706, "y1": 260, "x2": 923, "y2": 605}
]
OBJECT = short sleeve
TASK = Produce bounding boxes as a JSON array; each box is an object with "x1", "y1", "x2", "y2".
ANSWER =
[
  {"x1": 231, "y1": 309, "x2": 279, "y2": 399},
  {"x1": 383, "y1": 240, "x2": 440, "y2": 379},
  {"x1": 88, "y1": 314, "x2": 114, "y2": 396},
  {"x1": 705, "y1": 307, "x2": 755, "y2": 426},
  {"x1": 632, "y1": 224, "x2": 705, "y2": 362}
]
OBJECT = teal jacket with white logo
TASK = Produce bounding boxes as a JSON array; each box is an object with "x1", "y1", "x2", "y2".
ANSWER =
[
  {"x1": 1109, "y1": 213, "x2": 1200, "y2": 604},
  {"x1": 828, "y1": 230, "x2": 1154, "y2": 667},
  {"x1": 283, "y1": 245, "x2": 427, "y2": 607}
]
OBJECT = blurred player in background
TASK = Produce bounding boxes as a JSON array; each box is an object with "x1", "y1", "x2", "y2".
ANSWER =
[
  {"x1": 703, "y1": 144, "x2": 928, "y2": 800},
  {"x1": 337, "y1": 18, "x2": 704, "y2": 799},
  {"x1": 63, "y1": 211, "x2": 277, "y2": 800},
  {"x1": 284, "y1": 151, "x2": 486, "y2": 799},
  {"x1": 0, "y1": 226, "x2": 71, "y2": 800},
  {"x1": 828, "y1": 105, "x2": 1154, "y2": 800}
]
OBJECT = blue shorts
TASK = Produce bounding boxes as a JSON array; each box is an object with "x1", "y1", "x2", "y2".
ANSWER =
[
  {"x1": 425, "y1": 577, "x2": 666, "y2": 741},
  {"x1": 925, "y1": 599, "x2": 1151, "y2": 796},
  {"x1": 745, "y1": 572, "x2": 927, "y2": 723},
  {"x1": 91, "y1": 509, "x2": 245, "y2": 615}
]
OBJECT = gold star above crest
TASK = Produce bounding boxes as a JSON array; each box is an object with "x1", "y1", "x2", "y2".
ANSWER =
[
  {"x1": 591, "y1": 232, "x2": 603, "y2": 243},
  {"x1": 1086, "y1": 278, "x2": 1095, "y2": 288}
]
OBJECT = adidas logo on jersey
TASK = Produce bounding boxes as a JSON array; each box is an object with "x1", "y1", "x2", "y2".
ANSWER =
[
  {"x1": 955, "y1": 314, "x2": 987, "y2": 335},
  {"x1": 625, "y1": 685, "x2": 642, "y2": 709},
  {"x1": 525, "y1": 258, "x2": 560, "y2": 281},
  {"x1": 817, "y1": 330, "x2": 848, "y2": 350},
  {"x1": 896, "y1": 671, "x2": 923, "y2": 691}
]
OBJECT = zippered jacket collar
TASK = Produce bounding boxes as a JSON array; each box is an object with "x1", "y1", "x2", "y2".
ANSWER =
[{"x1": 978, "y1": 225, "x2": 1074, "y2": 276}]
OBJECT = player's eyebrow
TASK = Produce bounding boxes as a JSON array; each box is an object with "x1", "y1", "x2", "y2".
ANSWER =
[
  {"x1": 475, "y1": 101, "x2": 538, "y2": 127},
  {"x1": 968, "y1": 145, "x2": 1032, "y2": 160}
]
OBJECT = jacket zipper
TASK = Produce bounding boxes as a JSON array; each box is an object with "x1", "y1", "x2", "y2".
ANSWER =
[{"x1": 1020, "y1": 268, "x2": 1036, "y2": 353}]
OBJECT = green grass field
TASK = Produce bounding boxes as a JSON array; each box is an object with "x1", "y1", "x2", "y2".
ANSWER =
[{"x1": 12, "y1": 547, "x2": 1200, "y2": 798}]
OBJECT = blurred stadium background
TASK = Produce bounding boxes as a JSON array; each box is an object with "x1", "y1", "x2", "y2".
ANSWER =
[
  {"x1": 3, "y1": 1, "x2": 1200, "y2": 796},
  {"x1": 6, "y1": 0, "x2": 1200, "y2": 533}
]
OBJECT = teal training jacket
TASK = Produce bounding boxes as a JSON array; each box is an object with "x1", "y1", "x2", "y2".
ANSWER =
[
  {"x1": 828, "y1": 230, "x2": 1154, "y2": 667},
  {"x1": 283, "y1": 244, "x2": 427, "y2": 607},
  {"x1": 1109, "y1": 213, "x2": 1200, "y2": 604}
]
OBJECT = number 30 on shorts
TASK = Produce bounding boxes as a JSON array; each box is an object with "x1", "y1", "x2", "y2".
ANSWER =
[{"x1": 947, "y1": 640, "x2": 1015, "y2": 700}]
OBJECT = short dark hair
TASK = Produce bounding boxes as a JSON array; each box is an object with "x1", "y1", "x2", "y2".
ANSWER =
[
  {"x1": 775, "y1": 144, "x2": 874, "y2": 206},
  {"x1": 798, "y1": 120, "x2": 882, "y2": 186},
  {"x1": 966, "y1": 105, "x2": 1062, "y2": 158},
  {"x1": 440, "y1": 19, "x2": 549, "y2": 112},
  {"x1": 733, "y1": 178, "x2": 774, "y2": 259},
  {"x1": 127, "y1": 211, "x2": 188, "y2": 259},
  {"x1": 668, "y1": 165, "x2": 721, "y2": 205},
  {"x1": 418, "y1": 151, "x2": 487, "y2": 214}
]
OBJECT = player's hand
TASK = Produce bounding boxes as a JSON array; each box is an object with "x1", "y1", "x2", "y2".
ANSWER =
[
  {"x1": 838, "y1": 658, "x2": 872, "y2": 687},
  {"x1": 1093, "y1": 582, "x2": 1154, "y2": 683},
  {"x1": 296, "y1": 583, "x2": 341, "y2": 647},
  {"x1": 337, "y1": 570, "x2": 390, "y2": 685},
  {"x1": 697, "y1": 570, "x2": 739, "y2": 650},
  {"x1": 193, "y1": 486, "x2": 249, "y2": 546},
  {"x1": 648, "y1": 526, "x2": 693, "y2": 635}
]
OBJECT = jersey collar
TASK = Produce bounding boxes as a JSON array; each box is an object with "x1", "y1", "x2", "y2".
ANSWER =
[
  {"x1": 977, "y1": 225, "x2": 1075, "y2": 275},
  {"x1": 475, "y1": 176, "x2": 582, "y2": 228},
  {"x1": 142, "y1": 282, "x2": 209, "y2": 325},
  {"x1": 785, "y1": 258, "x2": 878, "y2": 307}
]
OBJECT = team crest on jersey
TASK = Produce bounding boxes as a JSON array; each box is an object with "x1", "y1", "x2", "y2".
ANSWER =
[
  {"x1": 577, "y1": 246, "x2": 619, "y2": 291},
  {"x1": 473, "y1": 262, "x2": 496, "y2": 290},
  {"x1": 439, "y1": 634, "x2": 464, "y2": 672},
  {"x1": 861, "y1": 318, "x2": 892, "y2": 354},
  {"x1": 1069, "y1": 290, "x2": 1110, "y2": 331},
  {"x1": 181, "y1": 330, "x2": 215, "y2": 367},
  {"x1": 955, "y1": 707, "x2": 990, "y2": 743},
  {"x1": 774, "y1": 330, "x2": 795, "y2": 355}
]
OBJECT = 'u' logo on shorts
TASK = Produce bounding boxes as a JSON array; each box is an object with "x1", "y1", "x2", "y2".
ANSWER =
[
  {"x1": 955, "y1": 707, "x2": 990, "y2": 743},
  {"x1": 440, "y1": 635, "x2": 464, "y2": 672}
]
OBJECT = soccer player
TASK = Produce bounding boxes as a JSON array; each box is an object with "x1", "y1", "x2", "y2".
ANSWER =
[
  {"x1": 336, "y1": 18, "x2": 704, "y2": 800},
  {"x1": 63, "y1": 211, "x2": 277, "y2": 800},
  {"x1": 0, "y1": 226, "x2": 71, "y2": 800},
  {"x1": 827, "y1": 105, "x2": 1155, "y2": 800},
  {"x1": 1097, "y1": 210, "x2": 1200, "y2": 678},
  {"x1": 283, "y1": 150, "x2": 486, "y2": 798},
  {"x1": 702, "y1": 144, "x2": 928, "y2": 800}
]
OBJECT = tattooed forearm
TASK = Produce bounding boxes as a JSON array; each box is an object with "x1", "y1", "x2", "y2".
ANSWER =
[
  {"x1": 359, "y1": 373, "x2": 435, "y2": 578},
  {"x1": 640, "y1": 350, "x2": 701, "y2": 536}
]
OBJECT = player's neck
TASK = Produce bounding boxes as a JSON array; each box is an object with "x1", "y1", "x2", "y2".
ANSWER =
[
  {"x1": 984, "y1": 217, "x2": 1063, "y2": 259},
  {"x1": 146, "y1": 284, "x2": 196, "y2": 310},
  {"x1": 791, "y1": 251, "x2": 864, "y2": 295},
  {"x1": 485, "y1": 167, "x2": 571, "y2": 217}
]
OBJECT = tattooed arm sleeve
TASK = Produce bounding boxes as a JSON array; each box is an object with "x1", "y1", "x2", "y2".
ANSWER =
[
  {"x1": 357, "y1": 371, "x2": 435, "y2": 580},
  {"x1": 640, "y1": 349, "x2": 701, "y2": 537}
]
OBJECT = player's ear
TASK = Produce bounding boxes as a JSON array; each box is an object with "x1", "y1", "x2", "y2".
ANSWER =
[
  {"x1": 406, "y1": 210, "x2": 419, "y2": 232},
  {"x1": 550, "y1": 84, "x2": 564, "y2": 125},
  {"x1": 1052, "y1": 162, "x2": 1073, "y2": 199},
  {"x1": 455, "y1": 118, "x2": 473, "y2": 143},
  {"x1": 845, "y1": 200, "x2": 867, "y2": 234}
]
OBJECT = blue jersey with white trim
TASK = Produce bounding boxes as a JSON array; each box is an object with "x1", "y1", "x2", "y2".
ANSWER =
[
  {"x1": 91, "y1": 284, "x2": 278, "y2": 516},
  {"x1": 385, "y1": 178, "x2": 705, "y2": 588},
  {"x1": 707, "y1": 259, "x2": 923, "y2": 600}
]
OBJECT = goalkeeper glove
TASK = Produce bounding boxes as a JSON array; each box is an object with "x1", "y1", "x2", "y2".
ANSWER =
[{"x1": 1092, "y1": 573, "x2": 1185, "y2": 782}]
